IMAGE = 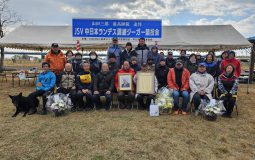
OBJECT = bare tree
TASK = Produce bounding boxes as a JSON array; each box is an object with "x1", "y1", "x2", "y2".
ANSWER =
[{"x1": 0, "y1": 0, "x2": 21, "y2": 72}]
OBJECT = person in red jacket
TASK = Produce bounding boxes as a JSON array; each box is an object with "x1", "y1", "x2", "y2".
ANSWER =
[
  {"x1": 115, "y1": 61, "x2": 136, "y2": 109},
  {"x1": 167, "y1": 59, "x2": 190, "y2": 115},
  {"x1": 220, "y1": 51, "x2": 241, "y2": 77}
]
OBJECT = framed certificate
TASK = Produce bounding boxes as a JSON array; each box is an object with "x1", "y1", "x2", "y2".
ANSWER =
[
  {"x1": 136, "y1": 71, "x2": 155, "y2": 94},
  {"x1": 118, "y1": 73, "x2": 133, "y2": 91}
]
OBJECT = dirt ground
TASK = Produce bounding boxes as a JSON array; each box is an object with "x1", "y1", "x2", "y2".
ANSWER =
[{"x1": 0, "y1": 78, "x2": 254, "y2": 160}]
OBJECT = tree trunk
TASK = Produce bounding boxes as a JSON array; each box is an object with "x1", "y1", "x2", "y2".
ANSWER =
[
  {"x1": 249, "y1": 43, "x2": 255, "y2": 83},
  {"x1": 0, "y1": 47, "x2": 4, "y2": 73}
]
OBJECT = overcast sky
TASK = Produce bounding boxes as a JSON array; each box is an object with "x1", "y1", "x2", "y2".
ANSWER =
[{"x1": 7, "y1": 0, "x2": 255, "y2": 37}]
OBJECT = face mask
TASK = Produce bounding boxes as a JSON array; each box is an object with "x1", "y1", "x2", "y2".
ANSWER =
[{"x1": 90, "y1": 55, "x2": 96, "y2": 60}]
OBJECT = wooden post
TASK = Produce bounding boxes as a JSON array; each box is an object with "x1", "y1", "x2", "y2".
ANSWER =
[
  {"x1": 249, "y1": 43, "x2": 255, "y2": 83},
  {"x1": 0, "y1": 47, "x2": 4, "y2": 73}
]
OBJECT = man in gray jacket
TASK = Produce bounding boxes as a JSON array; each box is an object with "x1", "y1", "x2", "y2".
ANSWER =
[
  {"x1": 135, "y1": 37, "x2": 151, "y2": 66},
  {"x1": 189, "y1": 62, "x2": 214, "y2": 116}
]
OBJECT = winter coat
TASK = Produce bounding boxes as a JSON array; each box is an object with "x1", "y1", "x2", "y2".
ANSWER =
[
  {"x1": 135, "y1": 44, "x2": 150, "y2": 66},
  {"x1": 167, "y1": 68, "x2": 190, "y2": 91},
  {"x1": 120, "y1": 49, "x2": 137, "y2": 65},
  {"x1": 107, "y1": 44, "x2": 122, "y2": 67},
  {"x1": 155, "y1": 65, "x2": 169, "y2": 88},
  {"x1": 44, "y1": 50, "x2": 66, "y2": 75},
  {"x1": 93, "y1": 71, "x2": 114, "y2": 92},
  {"x1": 36, "y1": 71, "x2": 56, "y2": 91},
  {"x1": 189, "y1": 72, "x2": 214, "y2": 101},
  {"x1": 57, "y1": 70, "x2": 76, "y2": 89}
]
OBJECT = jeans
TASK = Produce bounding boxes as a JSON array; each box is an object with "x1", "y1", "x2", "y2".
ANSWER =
[
  {"x1": 193, "y1": 93, "x2": 209, "y2": 110},
  {"x1": 172, "y1": 90, "x2": 189, "y2": 112},
  {"x1": 93, "y1": 92, "x2": 112, "y2": 110}
]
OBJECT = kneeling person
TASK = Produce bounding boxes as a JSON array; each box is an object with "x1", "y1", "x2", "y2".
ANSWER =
[{"x1": 93, "y1": 63, "x2": 114, "y2": 110}]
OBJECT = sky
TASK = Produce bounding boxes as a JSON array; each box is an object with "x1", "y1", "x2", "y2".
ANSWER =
[{"x1": 7, "y1": 0, "x2": 255, "y2": 38}]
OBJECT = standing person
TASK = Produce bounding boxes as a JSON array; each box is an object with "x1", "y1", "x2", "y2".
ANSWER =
[
  {"x1": 166, "y1": 51, "x2": 176, "y2": 68},
  {"x1": 160, "y1": 51, "x2": 165, "y2": 57},
  {"x1": 134, "y1": 64, "x2": 158, "y2": 110},
  {"x1": 155, "y1": 58, "x2": 169, "y2": 89},
  {"x1": 148, "y1": 45, "x2": 163, "y2": 66},
  {"x1": 178, "y1": 50, "x2": 189, "y2": 63},
  {"x1": 220, "y1": 51, "x2": 241, "y2": 77},
  {"x1": 76, "y1": 62, "x2": 94, "y2": 111},
  {"x1": 189, "y1": 63, "x2": 214, "y2": 116},
  {"x1": 204, "y1": 53, "x2": 220, "y2": 79},
  {"x1": 29, "y1": 62, "x2": 56, "y2": 115},
  {"x1": 135, "y1": 37, "x2": 151, "y2": 66},
  {"x1": 108, "y1": 53, "x2": 119, "y2": 76},
  {"x1": 120, "y1": 42, "x2": 137, "y2": 65},
  {"x1": 115, "y1": 61, "x2": 136, "y2": 109},
  {"x1": 185, "y1": 53, "x2": 198, "y2": 75},
  {"x1": 56, "y1": 63, "x2": 77, "y2": 111},
  {"x1": 89, "y1": 51, "x2": 102, "y2": 76},
  {"x1": 72, "y1": 52, "x2": 83, "y2": 74},
  {"x1": 218, "y1": 64, "x2": 239, "y2": 118},
  {"x1": 66, "y1": 50, "x2": 74, "y2": 63},
  {"x1": 130, "y1": 56, "x2": 141, "y2": 72},
  {"x1": 44, "y1": 43, "x2": 66, "y2": 75},
  {"x1": 167, "y1": 60, "x2": 190, "y2": 115},
  {"x1": 196, "y1": 53, "x2": 204, "y2": 63},
  {"x1": 93, "y1": 63, "x2": 114, "y2": 110},
  {"x1": 107, "y1": 37, "x2": 122, "y2": 68}
]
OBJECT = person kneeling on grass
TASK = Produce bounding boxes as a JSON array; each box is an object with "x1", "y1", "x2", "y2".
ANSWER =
[
  {"x1": 76, "y1": 62, "x2": 94, "y2": 111},
  {"x1": 29, "y1": 62, "x2": 56, "y2": 115},
  {"x1": 56, "y1": 63, "x2": 77, "y2": 111},
  {"x1": 93, "y1": 63, "x2": 114, "y2": 110},
  {"x1": 134, "y1": 64, "x2": 158, "y2": 110},
  {"x1": 218, "y1": 64, "x2": 239, "y2": 118},
  {"x1": 115, "y1": 61, "x2": 136, "y2": 109},
  {"x1": 167, "y1": 59, "x2": 190, "y2": 115},
  {"x1": 189, "y1": 62, "x2": 214, "y2": 116}
]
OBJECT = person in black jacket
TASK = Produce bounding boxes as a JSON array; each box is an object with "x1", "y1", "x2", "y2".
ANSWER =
[
  {"x1": 120, "y1": 42, "x2": 137, "y2": 65},
  {"x1": 184, "y1": 54, "x2": 198, "y2": 75},
  {"x1": 76, "y1": 62, "x2": 94, "y2": 110},
  {"x1": 165, "y1": 51, "x2": 176, "y2": 68},
  {"x1": 130, "y1": 56, "x2": 141, "y2": 72},
  {"x1": 72, "y1": 52, "x2": 83, "y2": 74},
  {"x1": 89, "y1": 51, "x2": 102, "y2": 76},
  {"x1": 178, "y1": 50, "x2": 189, "y2": 63},
  {"x1": 108, "y1": 53, "x2": 119, "y2": 76},
  {"x1": 155, "y1": 58, "x2": 169, "y2": 89},
  {"x1": 93, "y1": 63, "x2": 114, "y2": 110}
]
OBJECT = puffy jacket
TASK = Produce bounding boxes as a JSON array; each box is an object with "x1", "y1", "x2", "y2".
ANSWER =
[
  {"x1": 148, "y1": 52, "x2": 163, "y2": 66},
  {"x1": 135, "y1": 44, "x2": 150, "y2": 66},
  {"x1": 156, "y1": 65, "x2": 169, "y2": 89},
  {"x1": 57, "y1": 70, "x2": 76, "y2": 89},
  {"x1": 36, "y1": 71, "x2": 56, "y2": 91},
  {"x1": 76, "y1": 70, "x2": 94, "y2": 90},
  {"x1": 166, "y1": 58, "x2": 176, "y2": 68},
  {"x1": 107, "y1": 44, "x2": 122, "y2": 67},
  {"x1": 44, "y1": 50, "x2": 66, "y2": 75},
  {"x1": 108, "y1": 62, "x2": 119, "y2": 76},
  {"x1": 130, "y1": 63, "x2": 141, "y2": 72},
  {"x1": 167, "y1": 68, "x2": 190, "y2": 91},
  {"x1": 204, "y1": 61, "x2": 220, "y2": 78},
  {"x1": 120, "y1": 49, "x2": 137, "y2": 65},
  {"x1": 89, "y1": 59, "x2": 102, "y2": 75},
  {"x1": 72, "y1": 60, "x2": 84, "y2": 74},
  {"x1": 220, "y1": 58, "x2": 241, "y2": 77},
  {"x1": 115, "y1": 67, "x2": 135, "y2": 89},
  {"x1": 185, "y1": 61, "x2": 198, "y2": 75},
  {"x1": 93, "y1": 71, "x2": 114, "y2": 92},
  {"x1": 218, "y1": 73, "x2": 238, "y2": 95}
]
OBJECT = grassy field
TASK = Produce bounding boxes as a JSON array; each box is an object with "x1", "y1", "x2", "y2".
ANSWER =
[{"x1": 0, "y1": 78, "x2": 255, "y2": 160}]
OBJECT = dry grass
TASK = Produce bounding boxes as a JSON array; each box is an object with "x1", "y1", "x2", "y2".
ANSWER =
[{"x1": 0, "y1": 79, "x2": 255, "y2": 160}]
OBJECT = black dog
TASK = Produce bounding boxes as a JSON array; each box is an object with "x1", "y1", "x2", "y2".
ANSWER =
[{"x1": 9, "y1": 92, "x2": 39, "y2": 117}]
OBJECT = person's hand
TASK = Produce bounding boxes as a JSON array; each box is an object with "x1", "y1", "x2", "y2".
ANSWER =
[
  {"x1": 106, "y1": 91, "x2": 111, "y2": 95},
  {"x1": 82, "y1": 89, "x2": 87, "y2": 94},
  {"x1": 94, "y1": 91, "x2": 99, "y2": 94}
]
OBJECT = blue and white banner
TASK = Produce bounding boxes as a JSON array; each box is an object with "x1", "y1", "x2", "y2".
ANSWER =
[{"x1": 72, "y1": 18, "x2": 162, "y2": 38}]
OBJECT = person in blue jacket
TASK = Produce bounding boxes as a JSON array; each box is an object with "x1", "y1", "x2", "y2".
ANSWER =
[
  {"x1": 29, "y1": 62, "x2": 56, "y2": 115},
  {"x1": 76, "y1": 62, "x2": 94, "y2": 111},
  {"x1": 107, "y1": 37, "x2": 122, "y2": 68}
]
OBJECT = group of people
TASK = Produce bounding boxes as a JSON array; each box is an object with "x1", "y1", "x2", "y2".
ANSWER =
[{"x1": 28, "y1": 38, "x2": 240, "y2": 118}]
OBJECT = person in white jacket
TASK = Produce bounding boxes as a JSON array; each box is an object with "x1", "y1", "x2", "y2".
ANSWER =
[
  {"x1": 134, "y1": 64, "x2": 158, "y2": 110},
  {"x1": 189, "y1": 62, "x2": 214, "y2": 116}
]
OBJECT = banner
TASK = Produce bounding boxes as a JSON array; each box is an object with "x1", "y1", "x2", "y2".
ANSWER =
[{"x1": 72, "y1": 18, "x2": 162, "y2": 38}]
